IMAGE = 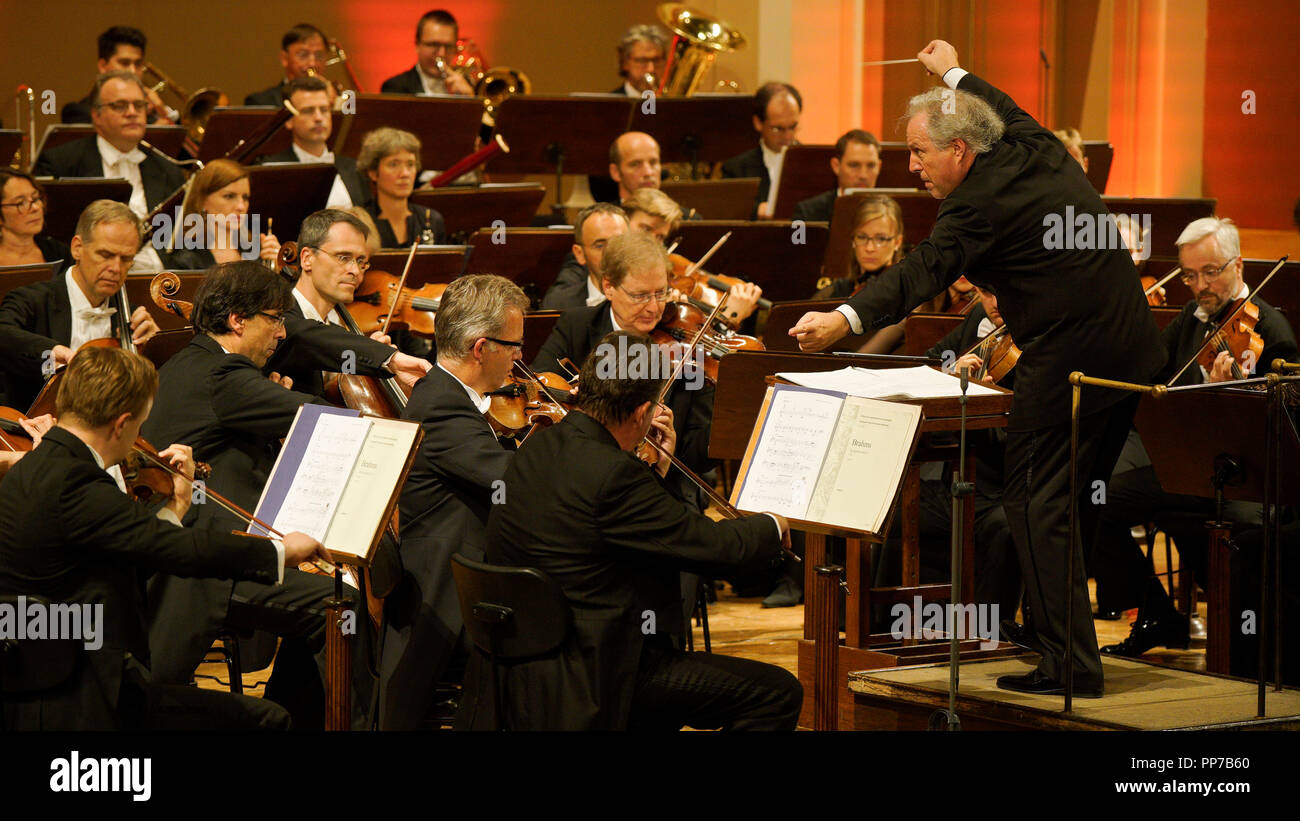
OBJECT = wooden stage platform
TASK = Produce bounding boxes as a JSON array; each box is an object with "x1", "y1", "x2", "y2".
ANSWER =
[{"x1": 846, "y1": 654, "x2": 1300, "y2": 730}]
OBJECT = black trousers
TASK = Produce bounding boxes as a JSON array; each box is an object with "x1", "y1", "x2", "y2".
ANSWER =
[
  {"x1": 626, "y1": 640, "x2": 802, "y2": 731},
  {"x1": 1002, "y1": 395, "x2": 1138, "y2": 683}
]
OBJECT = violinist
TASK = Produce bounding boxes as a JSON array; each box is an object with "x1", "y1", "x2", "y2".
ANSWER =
[
  {"x1": 359, "y1": 128, "x2": 447, "y2": 249},
  {"x1": 541, "y1": 202, "x2": 628, "y2": 311},
  {"x1": 379, "y1": 274, "x2": 529, "y2": 730},
  {"x1": 164, "y1": 159, "x2": 281, "y2": 269},
  {"x1": 270, "y1": 209, "x2": 431, "y2": 396},
  {"x1": 458, "y1": 330, "x2": 801, "y2": 730},
  {"x1": 1092, "y1": 217, "x2": 1297, "y2": 658},
  {"x1": 0, "y1": 200, "x2": 158, "y2": 411},
  {"x1": 0, "y1": 170, "x2": 70, "y2": 269},
  {"x1": 0, "y1": 346, "x2": 332, "y2": 730},
  {"x1": 140, "y1": 262, "x2": 376, "y2": 728}
]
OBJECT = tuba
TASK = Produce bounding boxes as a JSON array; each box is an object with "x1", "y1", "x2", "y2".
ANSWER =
[
  {"x1": 141, "y1": 62, "x2": 228, "y2": 145},
  {"x1": 655, "y1": 3, "x2": 746, "y2": 97}
]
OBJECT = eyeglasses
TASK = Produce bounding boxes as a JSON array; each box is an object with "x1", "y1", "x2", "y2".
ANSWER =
[
  {"x1": 96, "y1": 99, "x2": 149, "y2": 114},
  {"x1": 0, "y1": 194, "x2": 44, "y2": 213},
  {"x1": 290, "y1": 49, "x2": 328, "y2": 62},
  {"x1": 1179, "y1": 258, "x2": 1234, "y2": 286},
  {"x1": 617, "y1": 285, "x2": 671, "y2": 305},
  {"x1": 853, "y1": 233, "x2": 897, "y2": 247},
  {"x1": 418, "y1": 40, "x2": 457, "y2": 51},
  {"x1": 483, "y1": 336, "x2": 523, "y2": 349},
  {"x1": 764, "y1": 123, "x2": 799, "y2": 135},
  {"x1": 311, "y1": 247, "x2": 371, "y2": 272},
  {"x1": 255, "y1": 312, "x2": 287, "y2": 326}
]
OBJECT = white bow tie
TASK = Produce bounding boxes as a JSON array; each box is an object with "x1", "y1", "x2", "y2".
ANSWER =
[
  {"x1": 78, "y1": 306, "x2": 117, "y2": 321},
  {"x1": 114, "y1": 148, "x2": 146, "y2": 167}
]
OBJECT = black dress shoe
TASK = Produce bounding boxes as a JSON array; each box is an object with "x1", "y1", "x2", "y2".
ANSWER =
[
  {"x1": 999, "y1": 619, "x2": 1042, "y2": 653},
  {"x1": 996, "y1": 669, "x2": 1103, "y2": 698},
  {"x1": 1100, "y1": 616, "x2": 1190, "y2": 657},
  {"x1": 761, "y1": 576, "x2": 803, "y2": 608}
]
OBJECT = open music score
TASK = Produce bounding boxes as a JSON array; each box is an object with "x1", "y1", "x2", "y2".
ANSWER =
[
  {"x1": 731, "y1": 383, "x2": 922, "y2": 536},
  {"x1": 249, "y1": 404, "x2": 421, "y2": 564}
]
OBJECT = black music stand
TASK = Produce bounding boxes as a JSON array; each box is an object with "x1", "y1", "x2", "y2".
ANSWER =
[
  {"x1": 877, "y1": 143, "x2": 923, "y2": 189},
  {"x1": 659, "y1": 179, "x2": 759, "y2": 221},
  {"x1": 771, "y1": 145, "x2": 836, "y2": 219},
  {"x1": 1101, "y1": 196, "x2": 1216, "y2": 258},
  {"x1": 35, "y1": 124, "x2": 187, "y2": 163},
  {"x1": 522, "y1": 310, "x2": 562, "y2": 365},
  {"x1": 627, "y1": 94, "x2": 755, "y2": 175},
  {"x1": 0, "y1": 130, "x2": 23, "y2": 166},
  {"x1": 366, "y1": 247, "x2": 469, "y2": 288},
  {"x1": 823, "y1": 191, "x2": 938, "y2": 280},
  {"x1": 464, "y1": 228, "x2": 575, "y2": 307},
  {"x1": 36, "y1": 179, "x2": 133, "y2": 243},
  {"x1": 245, "y1": 164, "x2": 337, "y2": 245},
  {"x1": 487, "y1": 96, "x2": 635, "y2": 215},
  {"x1": 199, "y1": 107, "x2": 325, "y2": 163},
  {"x1": 672, "y1": 221, "x2": 831, "y2": 303},
  {"x1": 333, "y1": 94, "x2": 482, "y2": 171},
  {"x1": 1083, "y1": 141, "x2": 1114, "y2": 193},
  {"x1": 410, "y1": 183, "x2": 546, "y2": 240}
]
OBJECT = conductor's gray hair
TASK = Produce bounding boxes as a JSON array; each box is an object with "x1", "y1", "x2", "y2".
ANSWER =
[
  {"x1": 904, "y1": 87, "x2": 1005, "y2": 155},
  {"x1": 434, "y1": 274, "x2": 529, "y2": 362},
  {"x1": 1175, "y1": 216, "x2": 1240, "y2": 261}
]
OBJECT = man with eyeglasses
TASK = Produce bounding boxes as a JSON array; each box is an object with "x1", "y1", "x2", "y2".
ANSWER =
[
  {"x1": 612, "y1": 24, "x2": 668, "y2": 96},
  {"x1": 35, "y1": 71, "x2": 184, "y2": 272},
  {"x1": 721, "y1": 82, "x2": 803, "y2": 219},
  {"x1": 140, "y1": 260, "x2": 376, "y2": 729},
  {"x1": 245, "y1": 23, "x2": 335, "y2": 106},
  {"x1": 542, "y1": 203, "x2": 629, "y2": 311},
  {"x1": 266, "y1": 209, "x2": 433, "y2": 397},
  {"x1": 1092, "y1": 216, "x2": 1297, "y2": 658},
  {"x1": 255, "y1": 76, "x2": 368, "y2": 209},
  {"x1": 792, "y1": 130, "x2": 883, "y2": 225},
  {"x1": 378, "y1": 274, "x2": 529, "y2": 730},
  {"x1": 380, "y1": 9, "x2": 473, "y2": 96}
]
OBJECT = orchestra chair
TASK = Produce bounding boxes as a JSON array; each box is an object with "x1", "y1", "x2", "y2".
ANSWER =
[
  {"x1": 450, "y1": 554, "x2": 572, "y2": 731},
  {"x1": 0, "y1": 595, "x2": 81, "y2": 730}
]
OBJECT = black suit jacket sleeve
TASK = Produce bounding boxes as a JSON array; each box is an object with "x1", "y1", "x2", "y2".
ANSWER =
[
  {"x1": 210, "y1": 355, "x2": 325, "y2": 438},
  {"x1": 540, "y1": 257, "x2": 590, "y2": 311},
  {"x1": 0, "y1": 286, "x2": 60, "y2": 378},
  {"x1": 380, "y1": 69, "x2": 423, "y2": 95},
  {"x1": 266, "y1": 313, "x2": 397, "y2": 379},
  {"x1": 531, "y1": 308, "x2": 589, "y2": 375}
]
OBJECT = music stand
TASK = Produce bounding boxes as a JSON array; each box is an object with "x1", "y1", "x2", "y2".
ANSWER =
[
  {"x1": 523, "y1": 310, "x2": 562, "y2": 365},
  {"x1": 199, "y1": 107, "x2": 329, "y2": 163},
  {"x1": 366, "y1": 247, "x2": 469, "y2": 288},
  {"x1": 627, "y1": 94, "x2": 755, "y2": 173},
  {"x1": 771, "y1": 145, "x2": 836, "y2": 219},
  {"x1": 0, "y1": 262, "x2": 63, "y2": 299},
  {"x1": 487, "y1": 96, "x2": 635, "y2": 215},
  {"x1": 877, "y1": 143, "x2": 923, "y2": 189},
  {"x1": 673, "y1": 221, "x2": 830, "y2": 303},
  {"x1": 333, "y1": 94, "x2": 482, "y2": 171},
  {"x1": 37, "y1": 179, "x2": 132, "y2": 243},
  {"x1": 245, "y1": 164, "x2": 337, "y2": 244},
  {"x1": 823, "y1": 191, "x2": 938, "y2": 280},
  {"x1": 0, "y1": 130, "x2": 23, "y2": 167},
  {"x1": 464, "y1": 228, "x2": 575, "y2": 307},
  {"x1": 1083, "y1": 141, "x2": 1114, "y2": 193},
  {"x1": 35, "y1": 124, "x2": 188, "y2": 163},
  {"x1": 1102, "y1": 196, "x2": 1216, "y2": 258},
  {"x1": 410, "y1": 183, "x2": 546, "y2": 240},
  {"x1": 659, "y1": 179, "x2": 759, "y2": 221}
]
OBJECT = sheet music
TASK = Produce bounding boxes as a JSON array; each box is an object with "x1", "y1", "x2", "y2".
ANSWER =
[
  {"x1": 269, "y1": 414, "x2": 370, "y2": 541},
  {"x1": 734, "y1": 387, "x2": 844, "y2": 518},
  {"x1": 323, "y1": 417, "x2": 421, "y2": 559},
  {"x1": 776, "y1": 365, "x2": 1000, "y2": 399},
  {"x1": 805, "y1": 396, "x2": 923, "y2": 532}
]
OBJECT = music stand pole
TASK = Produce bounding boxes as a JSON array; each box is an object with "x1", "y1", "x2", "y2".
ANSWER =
[
  {"x1": 324, "y1": 568, "x2": 352, "y2": 731},
  {"x1": 933, "y1": 367, "x2": 973, "y2": 730}
]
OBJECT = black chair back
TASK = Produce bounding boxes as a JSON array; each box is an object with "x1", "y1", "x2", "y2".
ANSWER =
[
  {"x1": 450, "y1": 554, "x2": 571, "y2": 660},
  {"x1": 0, "y1": 595, "x2": 81, "y2": 694}
]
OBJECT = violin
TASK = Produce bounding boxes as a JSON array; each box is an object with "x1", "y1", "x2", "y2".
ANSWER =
[
  {"x1": 484, "y1": 366, "x2": 574, "y2": 442},
  {"x1": 974, "y1": 327, "x2": 1021, "y2": 383},
  {"x1": 1195, "y1": 297, "x2": 1263, "y2": 381},
  {"x1": 120, "y1": 437, "x2": 212, "y2": 507},
  {"x1": 348, "y1": 270, "x2": 443, "y2": 339},
  {"x1": 0, "y1": 407, "x2": 40, "y2": 454},
  {"x1": 1141, "y1": 264, "x2": 1182, "y2": 307},
  {"x1": 668, "y1": 253, "x2": 771, "y2": 326},
  {"x1": 650, "y1": 301, "x2": 764, "y2": 385}
]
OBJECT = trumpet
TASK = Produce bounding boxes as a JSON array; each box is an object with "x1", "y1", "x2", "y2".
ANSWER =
[
  {"x1": 141, "y1": 62, "x2": 229, "y2": 146},
  {"x1": 12, "y1": 85, "x2": 36, "y2": 171}
]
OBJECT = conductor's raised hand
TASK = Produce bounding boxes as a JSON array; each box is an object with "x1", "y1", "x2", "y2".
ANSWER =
[
  {"x1": 917, "y1": 40, "x2": 960, "y2": 78},
  {"x1": 789, "y1": 310, "x2": 850, "y2": 352}
]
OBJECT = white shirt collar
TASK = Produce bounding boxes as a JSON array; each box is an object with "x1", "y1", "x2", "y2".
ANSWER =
[
  {"x1": 415, "y1": 64, "x2": 447, "y2": 95},
  {"x1": 65, "y1": 267, "x2": 111, "y2": 312},
  {"x1": 608, "y1": 307, "x2": 625, "y2": 332},
  {"x1": 292, "y1": 142, "x2": 333, "y2": 164},
  {"x1": 760, "y1": 142, "x2": 785, "y2": 208},
  {"x1": 976, "y1": 317, "x2": 998, "y2": 339},
  {"x1": 585, "y1": 274, "x2": 607, "y2": 307},
  {"x1": 437, "y1": 361, "x2": 491, "y2": 414},
  {"x1": 622, "y1": 81, "x2": 640, "y2": 97},
  {"x1": 292, "y1": 287, "x2": 341, "y2": 326},
  {"x1": 1194, "y1": 280, "x2": 1249, "y2": 325},
  {"x1": 96, "y1": 135, "x2": 145, "y2": 168}
]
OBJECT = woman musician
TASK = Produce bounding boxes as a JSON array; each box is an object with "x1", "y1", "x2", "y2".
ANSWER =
[
  {"x1": 164, "y1": 159, "x2": 281, "y2": 269},
  {"x1": 0, "y1": 170, "x2": 72, "y2": 269},
  {"x1": 358, "y1": 128, "x2": 446, "y2": 249}
]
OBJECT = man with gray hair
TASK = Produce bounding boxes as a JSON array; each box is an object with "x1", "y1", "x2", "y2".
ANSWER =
[
  {"x1": 792, "y1": 40, "x2": 1165, "y2": 698},
  {"x1": 613, "y1": 23, "x2": 669, "y2": 95},
  {"x1": 1093, "y1": 215, "x2": 1297, "y2": 657},
  {"x1": 379, "y1": 274, "x2": 529, "y2": 729},
  {"x1": 0, "y1": 199, "x2": 159, "y2": 410}
]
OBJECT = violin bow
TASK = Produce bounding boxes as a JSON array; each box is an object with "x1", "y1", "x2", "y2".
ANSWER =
[
  {"x1": 1143, "y1": 264, "x2": 1182, "y2": 298},
  {"x1": 379, "y1": 239, "x2": 421, "y2": 338},
  {"x1": 683, "y1": 231, "x2": 732, "y2": 278},
  {"x1": 1166, "y1": 256, "x2": 1287, "y2": 386}
]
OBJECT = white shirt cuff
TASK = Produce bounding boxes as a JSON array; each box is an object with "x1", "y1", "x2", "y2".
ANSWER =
[
  {"x1": 270, "y1": 539, "x2": 286, "y2": 584},
  {"x1": 155, "y1": 507, "x2": 182, "y2": 527},
  {"x1": 942, "y1": 67, "x2": 969, "y2": 89},
  {"x1": 836, "y1": 305, "x2": 864, "y2": 335},
  {"x1": 763, "y1": 513, "x2": 785, "y2": 541}
]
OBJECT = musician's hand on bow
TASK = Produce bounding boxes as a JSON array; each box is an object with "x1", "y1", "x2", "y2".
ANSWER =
[
  {"x1": 283, "y1": 532, "x2": 334, "y2": 568},
  {"x1": 129, "y1": 306, "x2": 159, "y2": 347},
  {"x1": 790, "y1": 310, "x2": 850, "y2": 352},
  {"x1": 368, "y1": 331, "x2": 393, "y2": 346},
  {"x1": 259, "y1": 231, "x2": 281, "y2": 265},
  {"x1": 51, "y1": 344, "x2": 74, "y2": 367},
  {"x1": 267, "y1": 372, "x2": 294, "y2": 390},
  {"x1": 648, "y1": 402, "x2": 676, "y2": 477},
  {"x1": 387, "y1": 351, "x2": 433, "y2": 388},
  {"x1": 918, "y1": 40, "x2": 960, "y2": 78},
  {"x1": 1207, "y1": 350, "x2": 1237, "y2": 383},
  {"x1": 157, "y1": 443, "x2": 196, "y2": 519},
  {"x1": 19, "y1": 413, "x2": 55, "y2": 447},
  {"x1": 725, "y1": 282, "x2": 762, "y2": 324}
]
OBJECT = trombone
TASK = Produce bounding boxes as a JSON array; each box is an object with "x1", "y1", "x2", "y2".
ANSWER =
[{"x1": 141, "y1": 62, "x2": 229, "y2": 146}]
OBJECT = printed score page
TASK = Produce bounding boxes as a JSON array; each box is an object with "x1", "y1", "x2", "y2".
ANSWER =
[
  {"x1": 322, "y1": 417, "x2": 421, "y2": 559},
  {"x1": 804, "y1": 396, "x2": 922, "y2": 533},
  {"x1": 734, "y1": 386, "x2": 844, "y2": 519},
  {"x1": 269, "y1": 413, "x2": 370, "y2": 543}
]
